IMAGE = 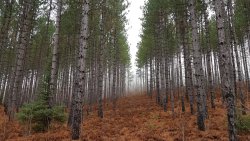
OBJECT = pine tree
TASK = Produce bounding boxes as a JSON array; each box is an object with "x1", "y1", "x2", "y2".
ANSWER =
[
  {"x1": 214, "y1": 0, "x2": 237, "y2": 140},
  {"x1": 71, "y1": 0, "x2": 90, "y2": 139},
  {"x1": 17, "y1": 57, "x2": 65, "y2": 133}
]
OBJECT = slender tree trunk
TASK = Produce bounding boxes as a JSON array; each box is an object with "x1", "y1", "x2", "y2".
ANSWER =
[
  {"x1": 226, "y1": 0, "x2": 237, "y2": 107},
  {"x1": 164, "y1": 49, "x2": 169, "y2": 112},
  {"x1": 71, "y1": 0, "x2": 89, "y2": 139},
  {"x1": 202, "y1": 0, "x2": 215, "y2": 109},
  {"x1": 170, "y1": 57, "x2": 175, "y2": 117},
  {"x1": 0, "y1": 74, "x2": 8, "y2": 104},
  {"x1": 179, "y1": 5, "x2": 194, "y2": 114},
  {"x1": 228, "y1": 0, "x2": 247, "y2": 115},
  {"x1": 150, "y1": 56, "x2": 153, "y2": 98},
  {"x1": 178, "y1": 50, "x2": 185, "y2": 112},
  {"x1": 112, "y1": 29, "x2": 118, "y2": 110},
  {"x1": 235, "y1": 44, "x2": 246, "y2": 115},
  {"x1": 50, "y1": 0, "x2": 62, "y2": 106},
  {"x1": 242, "y1": 44, "x2": 249, "y2": 93},
  {"x1": 188, "y1": 0, "x2": 206, "y2": 130},
  {"x1": 247, "y1": 32, "x2": 250, "y2": 91},
  {"x1": 97, "y1": 0, "x2": 106, "y2": 118},
  {"x1": 145, "y1": 62, "x2": 149, "y2": 96},
  {"x1": 214, "y1": 0, "x2": 237, "y2": 140},
  {"x1": 10, "y1": 0, "x2": 36, "y2": 120},
  {"x1": 155, "y1": 10, "x2": 163, "y2": 105}
]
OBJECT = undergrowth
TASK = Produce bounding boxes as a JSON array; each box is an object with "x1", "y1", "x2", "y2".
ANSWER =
[
  {"x1": 236, "y1": 114, "x2": 250, "y2": 133},
  {"x1": 17, "y1": 60, "x2": 66, "y2": 132}
]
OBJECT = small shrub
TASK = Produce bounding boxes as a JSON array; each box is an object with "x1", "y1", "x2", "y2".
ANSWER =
[
  {"x1": 17, "y1": 100, "x2": 66, "y2": 132},
  {"x1": 236, "y1": 115, "x2": 250, "y2": 133},
  {"x1": 17, "y1": 61, "x2": 65, "y2": 132}
]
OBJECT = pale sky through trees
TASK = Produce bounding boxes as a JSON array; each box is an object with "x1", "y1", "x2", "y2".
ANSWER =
[{"x1": 126, "y1": 0, "x2": 145, "y2": 72}]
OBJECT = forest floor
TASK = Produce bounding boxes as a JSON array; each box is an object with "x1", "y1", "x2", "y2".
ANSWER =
[{"x1": 0, "y1": 93, "x2": 250, "y2": 141}]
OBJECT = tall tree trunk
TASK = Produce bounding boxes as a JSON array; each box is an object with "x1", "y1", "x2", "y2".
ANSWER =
[
  {"x1": 159, "y1": 10, "x2": 165, "y2": 107},
  {"x1": 214, "y1": 0, "x2": 237, "y2": 140},
  {"x1": 188, "y1": 0, "x2": 206, "y2": 130},
  {"x1": 235, "y1": 44, "x2": 246, "y2": 115},
  {"x1": 226, "y1": 0, "x2": 237, "y2": 106},
  {"x1": 112, "y1": 29, "x2": 118, "y2": 110},
  {"x1": 164, "y1": 49, "x2": 169, "y2": 112},
  {"x1": 10, "y1": 0, "x2": 37, "y2": 120},
  {"x1": 97, "y1": 0, "x2": 106, "y2": 118},
  {"x1": 145, "y1": 62, "x2": 149, "y2": 96},
  {"x1": 71, "y1": 0, "x2": 89, "y2": 139},
  {"x1": 202, "y1": 0, "x2": 215, "y2": 109},
  {"x1": 241, "y1": 44, "x2": 249, "y2": 93},
  {"x1": 50, "y1": 0, "x2": 62, "y2": 106},
  {"x1": 179, "y1": 4, "x2": 194, "y2": 114},
  {"x1": 178, "y1": 50, "x2": 185, "y2": 112},
  {"x1": 155, "y1": 10, "x2": 163, "y2": 105},
  {"x1": 170, "y1": 57, "x2": 175, "y2": 117},
  {"x1": 228, "y1": 0, "x2": 247, "y2": 115},
  {"x1": 149, "y1": 56, "x2": 153, "y2": 98}
]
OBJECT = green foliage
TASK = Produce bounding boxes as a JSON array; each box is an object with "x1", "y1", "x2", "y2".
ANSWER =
[
  {"x1": 236, "y1": 115, "x2": 250, "y2": 133},
  {"x1": 208, "y1": 16, "x2": 218, "y2": 50},
  {"x1": 17, "y1": 62, "x2": 65, "y2": 132},
  {"x1": 136, "y1": 0, "x2": 178, "y2": 68},
  {"x1": 118, "y1": 32, "x2": 130, "y2": 65},
  {"x1": 17, "y1": 101, "x2": 66, "y2": 132},
  {"x1": 234, "y1": 0, "x2": 250, "y2": 44}
]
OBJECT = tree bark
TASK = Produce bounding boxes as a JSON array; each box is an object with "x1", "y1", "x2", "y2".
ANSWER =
[
  {"x1": 10, "y1": 0, "x2": 37, "y2": 120},
  {"x1": 71, "y1": 0, "x2": 90, "y2": 139},
  {"x1": 214, "y1": 0, "x2": 237, "y2": 140},
  {"x1": 202, "y1": 0, "x2": 215, "y2": 109},
  {"x1": 50, "y1": 0, "x2": 62, "y2": 106},
  {"x1": 97, "y1": 0, "x2": 106, "y2": 118},
  {"x1": 188, "y1": 0, "x2": 206, "y2": 130}
]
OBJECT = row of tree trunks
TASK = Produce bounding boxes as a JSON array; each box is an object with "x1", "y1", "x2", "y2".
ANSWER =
[{"x1": 188, "y1": 0, "x2": 206, "y2": 130}]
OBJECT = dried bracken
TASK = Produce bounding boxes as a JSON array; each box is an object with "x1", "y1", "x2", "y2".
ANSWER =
[{"x1": 1, "y1": 93, "x2": 249, "y2": 141}]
